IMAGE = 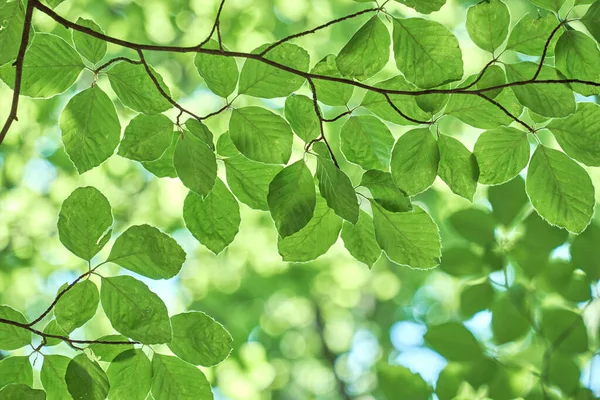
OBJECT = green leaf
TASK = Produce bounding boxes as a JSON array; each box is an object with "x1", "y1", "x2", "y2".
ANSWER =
[
  {"x1": 377, "y1": 364, "x2": 431, "y2": 400},
  {"x1": 548, "y1": 354, "x2": 580, "y2": 396},
  {"x1": 57, "y1": 186, "x2": 112, "y2": 261},
  {"x1": 224, "y1": 155, "x2": 283, "y2": 211},
  {"x1": 101, "y1": 275, "x2": 172, "y2": 344},
  {"x1": 571, "y1": 223, "x2": 600, "y2": 281},
  {"x1": 336, "y1": 15, "x2": 390, "y2": 80},
  {"x1": 0, "y1": 306, "x2": 31, "y2": 350},
  {"x1": 174, "y1": 134, "x2": 217, "y2": 196},
  {"x1": 284, "y1": 94, "x2": 320, "y2": 142},
  {"x1": 506, "y1": 62, "x2": 575, "y2": 118},
  {"x1": 42, "y1": 319, "x2": 68, "y2": 346},
  {"x1": 390, "y1": 128, "x2": 439, "y2": 196},
  {"x1": 107, "y1": 350, "x2": 152, "y2": 400},
  {"x1": 360, "y1": 170, "x2": 412, "y2": 213},
  {"x1": 66, "y1": 354, "x2": 110, "y2": 400},
  {"x1": 87, "y1": 335, "x2": 134, "y2": 362},
  {"x1": 460, "y1": 280, "x2": 495, "y2": 317},
  {"x1": 392, "y1": 18, "x2": 463, "y2": 88},
  {"x1": 310, "y1": 55, "x2": 354, "y2": 106},
  {"x1": 540, "y1": 307, "x2": 588, "y2": 354},
  {"x1": 439, "y1": 247, "x2": 483, "y2": 276},
  {"x1": 0, "y1": 0, "x2": 25, "y2": 66},
  {"x1": 108, "y1": 224, "x2": 186, "y2": 280},
  {"x1": 72, "y1": 18, "x2": 107, "y2": 64},
  {"x1": 229, "y1": 107, "x2": 293, "y2": 164},
  {"x1": 341, "y1": 210, "x2": 381, "y2": 268},
  {"x1": 340, "y1": 116, "x2": 394, "y2": 171},
  {"x1": 0, "y1": 384, "x2": 45, "y2": 400},
  {"x1": 491, "y1": 289, "x2": 531, "y2": 344},
  {"x1": 437, "y1": 134, "x2": 479, "y2": 201},
  {"x1": 449, "y1": 209, "x2": 496, "y2": 246},
  {"x1": 168, "y1": 311, "x2": 232, "y2": 366},
  {"x1": 361, "y1": 75, "x2": 431, "y2": 125},
  {"x1": 506, "y1": 13, "x2": 559, "y2": 56},
  {"x1": 185, "y1": 119, "x2": 214, "y2": 148},
  {"x1": 267, "y1": 160, "x2": 316, "y2": 238},
  {"x1": 526, "y1": 145, "x2": 595, "y2": 234},
  {"x1": 466, "y1": 0, "x2": 510, "y2": 53},
  {"x1": 41, "y1": 355, "x2": 71, "y2": 400},
  {"x1": 528, "y1": 0, "x2": 565, "y2": 11},
  {"x1": 195, "y1": 39, "x2": 238, "y2": 98},
  {"x1": 555, "y1": 30, "x2": 600, "y2": 96},
  {"x1": 548, "y1": 102, "x2": 600, "y2": 166},
  {"x1": 183, "y1": 179, "x2": 241, "y2": 254},
  {"x1": 0, "y1": 33, "x2": 84, "y2": 98},
  {"x1": 118, "y1": 114, "x2": 174, "y2": 162},
  {"x1": 0, "y1": 356, "x2": 32, "y2": 388},
  {"x1": 425, "y1": 322, "x2": 483, "y2": 361},
  {"x1": 277, "y1": 196, "x2": 343, "y2": 262},
  {"x1": 488, "y1": 176, "x2": 528, "y2": 226},
  {"x1": 107, "y1": 61, "x2": 172, "y2": 114},
  {"x1": 141, "y1": 133, "x2": 178, "y2": 178},
  {"x1": 216, "y1": 131, "x2": 239, "y2": 157},
  {"x1": 393, "y1": 0, "x2": 446, "y2": 14},
  {"x1": 473, "y1": 127, "x2": 530, "y2": 185},
  {"x1": 238, "y1": 43, "x2": 309, "y2": 98},
  {"x1": 371, "y1": 202, "x2": 441, "y2": 269},
  {"x1": 582, "y1": 1, "x2": 600, "y2": 42},
  {"x1": 151, "y1": 354, "x2": 213, "y2": 400},
  {"x1": 60, "y1": 85, "x2": 121, "y2": 173},
  {"x1": 55, "y1": 280, "x2": 99, "y2": 332},
  {"x1": 316, "y1": 155, "x2": 359, "y2": 224},
  {"x1": 46, "y1": 0, "x2": 66, "y2": 8},
  {"x1": 445, "y1": 89, "x2": 519, "y2": 129},
  {"x1": 476, "y1": 64, "x2": 506, "y2": 99}
]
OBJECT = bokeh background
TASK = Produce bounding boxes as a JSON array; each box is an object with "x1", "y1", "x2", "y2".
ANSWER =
[{"x1": 0, "y1": 0, "x2": 599, "y2": 398}]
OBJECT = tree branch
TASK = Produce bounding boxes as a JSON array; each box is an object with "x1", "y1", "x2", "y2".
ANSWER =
[{"x1": 306, "y1": 78, "x2": 340, "y2": 167}]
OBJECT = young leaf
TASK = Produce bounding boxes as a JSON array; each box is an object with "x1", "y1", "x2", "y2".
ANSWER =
[
  {"x1": 118, "y1": 114, "x2": 174, "y2": 162},
  {"x1": 107, "y1": 350, "x2": 152, "y2": 400},
  {"x1": 392, "y1": 18, "x2": 463, "y2": 88},
  {"x1": 66, "y1": 354, "x2": 110, "y2": 400},
  {"x1": 60, "y1": 86, "x2": 121, "y2": 173},
  {"x1": 183, "y1": 179, "x2": 241, "y2": 254},
  {"x1": 224, "y1": 155, "x2": 283, "y2": 211},
  {"x1": 336, "y1": 15, "x2": 390, "y2": 80},
  {"x1": 466, "y1": 0, "x2": 510, "y2": 53},
  {"x1": 437, "y1": 134, "x2": 479, "y2": 201},
  {"x1": 341, "y1": 210, "x2": 382, "y2": 268},
  {"x1": 0, "y1": 356, "x2": 33, "y2": 388},
  {"x1": 88, "y1": 335, "x2": 134, "y2": 362},
  {"x1": 267, "y1": 160, "x2": 316, "y2": 238},
  {"x1": 541, "y1": 308, "x2": 588, "y2": 354},
  {"x1": 0, "y1": 306, "x2": 31, "y2": 350},
  {"x1": 371, "y1": 202, "x2": 441, "y2": 269},
  {"x1": 448, "y1": 209, "x2": 496, "y2": 246},
  {"x1": 107, "y1": 61, "x2": 172, "y2": 114},
  {"x1": 0, "y1": 33, "x2": 84, "y2": 98},
  {"x1": 194, "y1": 39, "x2": 239, "y2": 98},
  {"x1": 506, "y1": 13, "x2": 559, "y2": 56},
  {"x1": 473, "y1": 127, "x2": 530, "y2": 185},
  {"x1": 41, "y1": 355, "x2": 71, "y2": 400},
  {"x1": 57, "y1": 186, "x2": 112, "y2": 261},
  {"x1": 0, "y1": 0, "x2": 25, "y2": 66},
  {"x1": 310, "y1": 55, "x2": 354, "y2": 106},
  {"x1": 555, "y1": 30, "x2": 600, "y2": 96},
  {"x1": 316, "y1": 155, "x2": 359, "y2": 224},
  {"x1": 278, "y1": 196, "x2": 343, "y2": 262},
  {"x1": 0, "y1": 384, "x2": 45, "y2": 400},
  {"x1": 360, "y1": 170, "x2": 412, "y2": 213},
  {"x1": 72, "y1": 18, "x2": 107, "y2": 64},
  {"x1": 390, "y1": 128, "x2": 440, "y2": 196},
  {"x1": 101, "y1": 275, "x2": 172, "y2": 344},
  {"x1": 238, "y1": 43, "x2": 309, "y2": 98},
  {"x1": 488, "y1": 176, "x2": 528, "y2": 226},
  {"x1": 506, "y1": 62, "x2": 575, "y2": 118},
  {"x1": 526, "y1": 146, "x2": 595, "y2": 234},
  {"x1": 582, "y1": 1, "x2": 600, "y2": 42},
  {"x1": 491, "y1": 291, "x2": 531, "y2": 344},
  {"x1": 424, "y1": 322, "x2": 483, "y2": 361},
  {"x1": 141, "y1": 132, "x2": 178, "y2": 178},
  {"x1": 229, "y1": 107, "x2": 293, "y2": 164},
  {"x1": 54, "y1": 280, "x2": 99, "y2": 332},
  {"x1": 174, "y1": 133, "x2": 217, "y2": 196},
  {"x1": 107, "y1": 224, "x2": 186, "y2": 280},
  {"x1": 548, "y1": 102, "x2": 600, "y2": 167},
  {"x1": 377, "y1": 364, "x2": 431, "y2": 400},
  {"x1": 284, "y1": 94, "x2": 320, "y2": 142},
  {"x1": 151, "y1": 354, "x2": 213, "y2": 400},
  {"x1": 340, "y1": 116, "x2": 394, "y2": 171},
  {"x1": 169, "y1": 311, "x2": 233, "y2": 366}
]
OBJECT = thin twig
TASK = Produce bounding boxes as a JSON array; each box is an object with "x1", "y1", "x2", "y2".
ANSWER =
[
  {"x1": 94, "y1": 56, "x2": 142, "y2": 74},
  {"x1": 198, "y1": 0, "x2": 227, "y2": 49},
  {"x1": 306, "y1": 78, "x2": 339, "y2": 167}
]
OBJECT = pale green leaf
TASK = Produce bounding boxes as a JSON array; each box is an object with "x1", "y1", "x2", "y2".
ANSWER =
[
  {"x1": 195, "y1": 39, "x2": 238, "y2": 98},
  {"x1": 476, "y1": 64, "x2": 506, "y2": 99},
  {"x1": 341, "y1": 210, "x2": 381, "y2": 268},
  {"x1": 118, "y1": 114, "x2": 174, "y2": 162},
  {"x1": 528, "y1": 0, "x2": 565, "y2": 11},
  {"x1": 224, "y1": 155, "x2": 282, "y2": 211},
  {"x1": 507, "y1": 13, "x2": 559, "y2": 56},
  {"x1": 107, "y1": 350, "x2": 152, "y2": 400},
  {"x1": 360, "y1": 170, "x2": 412, "y2": 213},
  {"x1": 316, "y1": 155, "x2": 359, "y2": 224},
  {"x1": 437, "y1": 134, "x2": 479, "y2": 201},
  {"x1": 151, "y1": 354, "x2": 213, "y2": 400},
  {"x1": 88, "y1": 335, "x2": 134, "y2": 363},
  {"x1": 284, "y1": 94, "x2": 320, "y2": 142},
  {"x1": 473, "y1": 127, "x2": 530, "y2": 184},
  {"x1": 340, "y1": 116, "x2": 394, "y2": 171},
  {"x1": 42, "y1": 319, "x2": 68, "y2": 347},
  {"x1": 377, "y1": 364, "x2": 431, "y2": 400},
  {"x1": 0, "y1": 356, "x2": 32, "y2": 388},
  {"x1": 55, "y1": 280, "x2": 99, "y2": 332},
  {"x1": 72, "y1": 18, "x2": 107, "y2": 64},
  {"x1": 41, "y1": 355, "x2": 71, "y2": 400},
  {"x1": 0, "y1": 306, "x2": 30, "y2": 350},
  {"x1": 141, "y1": 133, "x2": 178, "y2": 178},
  {"x1": 216, "y1": 131, "x2": 239, "y2": 157},
  {"x1": 445, "y1": 89, "x2": 519, "y2": 129},
  {"x1": 466, "y1": 0, "x2": 510, "y2": 53},
  {"x1": 555, "y1": 29, "x2": 600, "y2": 96},
  {"x1": 65, "y1": 354, "x2": 110, "y2": 400},
  {"x1": 0, "y1": 0, "x2": 25, "y2": 66},
  {"x1": 185, "y1": 119, "x2": 214, "y2": 148},
  {"x1": 310, "y1": 55, "x2": 354, "y2": 106},
  {"x1": 174, "y1": 134, "x2": 217, "y2": 196},
  {"x1": 393, "y1": 0, "x2": 446, "y2": 14}
]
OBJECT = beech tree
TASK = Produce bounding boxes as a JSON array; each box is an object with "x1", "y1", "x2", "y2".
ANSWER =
[{"x1": 0, "y1": 0, "x2": 599, "y2": 398}]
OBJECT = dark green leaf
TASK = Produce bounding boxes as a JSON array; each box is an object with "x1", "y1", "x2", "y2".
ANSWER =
[
  {"x1": 582, "y1": 1, "x2": 600, "y2": 42},
  {"x1": 360, "y1": 170, "x2": 412, "y2": 213},
  {"x1": 460, "y1": 279, "x2": 495, "y2": 317},
  {"x1": 118, "y1": 114, "x2": 174, "y2": 162},
  {"x1": 41, "y1": 354, "x2": 70, "y2": 400},
  {"x1": 491, "y1": 290, "x2": 531, "y2": 344},
  {"x1": 284, "y1": 94, "x2": 320, "y2": 142},
  {"x1": 548, "y1": 354, "x2": 580, "y2": 396},
  {"x1": 473, "y1": 127, "x2": 530, "y2": 185},
  {"x1": 340, "y1": 116, "x2": 394, "y2": 171},
  {"x1": 341, "y1": 210, "x2": 381, "y2": 268},
  {"x1": 195, "y1": 39, "x2": 238, "y2": 98},
  {"x1": 65, "y1": 354, "x2": 110, "y2": 400},
  {"x1": 489, "y1": 176, "x2": 528, "y2": 226},
  {"x1": 107, "y1": 350, "x2": 152, "y2": 400},
  {"x1": 425, "y1": 322, "x2": 483, "y2": 361},
  {"x1": 140, "y1": 133, "x2": 178, "y2": 178},
  {"x1": 448, "y1": 209, "x2": 496, "y2": 246},
  {"x1": 0, "y1": 384, "x2": 45, "y2": 400},
  {"x1": 55, "y1": 280, "x2": 99, "y2": 332},
  {"x1": 466, "y1": 0, "x2": 510, "y2": 53},
  {"x1": 377, "y1": 364, "x2": 431, "y2": 400},
  {"x1": 174, "y1": 134, "x2": 217, "y2": 196},
  {"x1": 316, "y1": 155, "x2": 359, "y2": 224},
  {"x1": 72, "y1": 18, "x2": 106, "y2": 64},
  {"x1": 439, "y1": 247, "x2": 483, "y2": 277},
  {"x1": 0, "y1": 305, "x2": 31, "y2": 350},
  {"x1": 437, "y1": 134, "x2": 479, "y2": 201},
  {"x1": 541, "y1": 307, "x2": 588, "y2": 354},
  {"x1": 151, "y1": 354, "x2": 213, "y2": 400},
  {"x1": 571, "y1": 223, "x2": 600, "y2": 281},
  {"x1": 224, "y1": 155, "x2": 282, "y2": 211}
]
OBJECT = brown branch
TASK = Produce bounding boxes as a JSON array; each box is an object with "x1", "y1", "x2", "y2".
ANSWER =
[
  {"x1": 306, "y1": 78, "x2": 339, "y2": 167},
  {"x1": 323, "y1": 109, "x2": 354, "y2": 123},
  {"x1": 476, "y1": 93, "x2": 535, "y2": 133},
  {"x1": 383, "y1": 93, "x2": 432, "y2": 125},
  {"x1": 198, "y1": 0, "x2": 227, "y2": 49},
  {"x1": 94, "y1": 56, "x2": 142, "y2": 74},
  {"x1": 531, "y1": 19, "x2": 566, "y2": 81},
  {"x1": 0, "y1": 0, "x2": 35, "y2": 145}
]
